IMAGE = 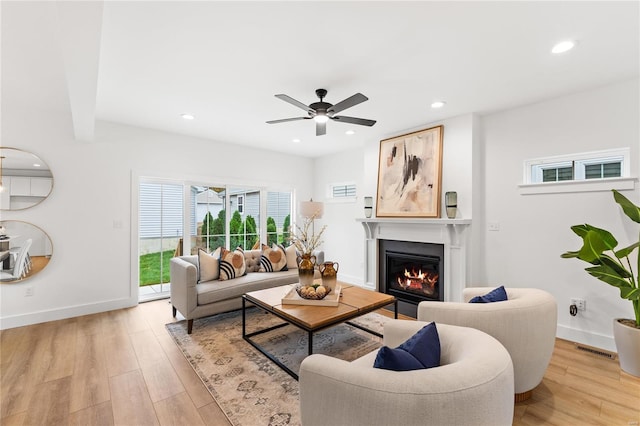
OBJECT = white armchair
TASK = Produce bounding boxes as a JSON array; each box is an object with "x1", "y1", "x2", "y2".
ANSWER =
[
  {"x1": 417, "y1": 287, "x2": 557, "y2": 401},
  {"x1": 299, "y1": 321, "x2": 514, "y2": 426}
]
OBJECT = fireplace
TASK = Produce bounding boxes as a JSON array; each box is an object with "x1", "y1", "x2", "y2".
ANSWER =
[{"x1": 379, "y1": 239, "x2": 444, "y2": 317}]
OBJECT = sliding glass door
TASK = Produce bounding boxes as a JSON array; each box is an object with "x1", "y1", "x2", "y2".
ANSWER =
[
  {"x1": 136, "y1": 178, "x2": 292, "y2": 302},
  {"x1": 138, "y1": 181, "x2": 183, "y2": 301}
]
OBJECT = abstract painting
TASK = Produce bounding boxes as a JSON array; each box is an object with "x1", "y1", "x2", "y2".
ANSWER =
[{"x1": 376, "y1": 125, "x2": 443, "y2": 217}]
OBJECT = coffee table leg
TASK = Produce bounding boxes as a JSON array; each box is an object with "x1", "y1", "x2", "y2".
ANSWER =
[
  {"x1": 308, "y1": 331, "x2": 313, "y2": 355},
  {"x1": 394, "y1": 299, "x2": 398, "y2": 319},
  {"x1": 242, "y1": 296, "x2": 246, "y2": 338}
]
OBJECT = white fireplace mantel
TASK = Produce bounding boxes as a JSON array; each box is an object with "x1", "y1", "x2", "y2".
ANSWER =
[{"x1": 357, "y1": 218, "x2": 472, "y2": 302}]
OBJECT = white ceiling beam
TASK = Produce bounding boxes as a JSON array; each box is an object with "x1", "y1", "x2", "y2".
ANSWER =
[{"x1": 55, "y1": 1, "x2": 104, "y2": 142}]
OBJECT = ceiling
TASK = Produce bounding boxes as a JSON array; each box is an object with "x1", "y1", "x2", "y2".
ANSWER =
[{"x1": 2, "y1": 1, "x2": 639, "y2": 158}]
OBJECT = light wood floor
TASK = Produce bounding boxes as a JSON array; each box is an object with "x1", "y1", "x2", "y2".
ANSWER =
[{"x1": 1, "y1": 299, "x2": 638, "y2": 425}]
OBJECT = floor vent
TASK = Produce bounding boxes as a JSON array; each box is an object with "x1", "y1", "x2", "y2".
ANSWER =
[{"x1": 575, "y1": 344, "x2": 617, "y2": 360}]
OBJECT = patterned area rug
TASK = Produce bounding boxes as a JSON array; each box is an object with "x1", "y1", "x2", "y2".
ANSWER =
[{"x1": 166, "y1": 308, "x2": 389, "y2": 426}]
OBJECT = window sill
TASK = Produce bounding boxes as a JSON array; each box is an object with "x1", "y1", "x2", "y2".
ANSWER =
[{"x1": 518, "y1": 177, "x2": 637, "y2": 195}]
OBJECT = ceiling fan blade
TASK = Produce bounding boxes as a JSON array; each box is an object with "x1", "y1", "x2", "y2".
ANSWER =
[
  {"x1": 331, "y1": 115, "x2": 376, "y2": 127},
  {"x1": 327, "y1": 93, "x2": 368, "y2": 115},
  {"x1": 275, "y1": 94, "x2": 314, "y2": 113},
  {"x1": 266, "y1": 117, "x2": 310, "y2": 124},
  {"x1": 316, "y1": 120, "x2": 326, "y2": 136}
]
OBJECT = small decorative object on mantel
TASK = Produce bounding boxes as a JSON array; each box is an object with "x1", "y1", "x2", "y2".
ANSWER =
[
  {"x1": 445, "y1": 191, "x2": 457, "y2": 219},
  {"x1": 364, "y1": 196, "x2": 373, "y2": 218},
  {"x1": 290, "y1": 207, "x2": 327, "y2": 287},
  {"x1": 376, "y1": 125, "x2": 444, "y2": 218}
]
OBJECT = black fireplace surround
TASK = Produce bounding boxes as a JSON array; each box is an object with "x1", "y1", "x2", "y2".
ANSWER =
[{"x1": 379, "y1": 239, "x2": 444, "y2": 318}]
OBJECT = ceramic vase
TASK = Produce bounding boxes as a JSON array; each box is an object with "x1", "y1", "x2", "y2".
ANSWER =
[
  {"x1": 319, "y1": 261, "x2": 339, "y2": 292},
  {"x1": 297, "y1": 253, "x2": 316, "y2": 287}
]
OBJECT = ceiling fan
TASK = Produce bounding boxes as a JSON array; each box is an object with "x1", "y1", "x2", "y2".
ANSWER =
[{"x1": 266, "y1": 89, "x2": 376, "y2": 136}]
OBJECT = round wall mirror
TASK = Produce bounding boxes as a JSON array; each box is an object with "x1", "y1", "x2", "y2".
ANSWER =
[
  {"x1": 0, "y1": 220, "x2": 53, "y2": 283},
  {"x1": 1, "y1": 147, "x2": 53, "y2": 210}
]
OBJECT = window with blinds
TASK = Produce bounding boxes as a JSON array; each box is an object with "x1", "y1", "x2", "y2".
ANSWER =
[
  {"x1": 525, "y1": 148, "x2": 629, "y2": 184},
  {"x1": 331, "y1": 183, "x2": 357, "y2": 198}
]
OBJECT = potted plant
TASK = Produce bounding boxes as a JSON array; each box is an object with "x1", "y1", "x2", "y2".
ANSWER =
[{"x1": 562, "y1": 189, "x2": 639, "y2": 377}]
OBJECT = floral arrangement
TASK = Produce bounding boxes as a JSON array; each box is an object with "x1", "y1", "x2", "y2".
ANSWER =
[{"x1": 290, "y1": 212, "x2": 326, "y2": 255}]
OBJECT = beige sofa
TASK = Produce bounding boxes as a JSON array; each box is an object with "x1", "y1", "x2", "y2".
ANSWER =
[
  {"x1": 170, "y1": 248, "x2": 323, "y2": 333},
  {"x1": 299, "y1": 320, "x2": 514, "y2": 426}
]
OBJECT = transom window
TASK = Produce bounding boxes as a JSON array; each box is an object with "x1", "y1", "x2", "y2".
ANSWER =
[
  {"x1": 525, "y1": 148, "x2": 629, "y2": 184},
  {"x1": 330, "y1": 182, "x2": 357, "y2": 199}
]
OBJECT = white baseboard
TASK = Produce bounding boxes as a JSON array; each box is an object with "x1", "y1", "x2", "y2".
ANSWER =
[
  {"x1": 0, "y1": 297, "x2": 138, "y2": 330},
  {"x1": 556, "y1": 324, "x2": 616, "y2": 353}
]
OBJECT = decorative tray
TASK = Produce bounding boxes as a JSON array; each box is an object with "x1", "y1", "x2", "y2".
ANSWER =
[{"x1": 281, "y1": 285, "x2": 342, "y2": 307}]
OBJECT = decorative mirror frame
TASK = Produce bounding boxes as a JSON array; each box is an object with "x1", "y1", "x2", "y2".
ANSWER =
[
  {"x1": 0, "y1": 147, "x2": 54, "y2": 211},
  {"x1": 0, "y1": 220, "x2": 53, "y2": 283}
]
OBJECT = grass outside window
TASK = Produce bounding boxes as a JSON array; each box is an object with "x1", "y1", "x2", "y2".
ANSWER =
[{"x1": 140, "y1": 250, "x2": 174, "y2": 286}]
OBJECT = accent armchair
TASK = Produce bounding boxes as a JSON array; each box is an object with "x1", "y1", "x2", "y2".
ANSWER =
[
  {"x1": 299, "y1": 321, "x2": 514, "y2": 426},
  {"x1": 417, "y1": 287, "x2": 557, "y2": 401}
]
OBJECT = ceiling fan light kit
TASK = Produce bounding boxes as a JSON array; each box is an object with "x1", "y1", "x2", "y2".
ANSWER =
[{"x1": 267, "y1": 88, "x2": 376, "y2": 136}]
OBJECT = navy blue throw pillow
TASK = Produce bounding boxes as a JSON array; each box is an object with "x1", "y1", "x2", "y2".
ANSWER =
[
  {"x1": 469, "y1": 285, "x2": 508, "y2": 303},
  {"x1": 373, "y1": 322, "x2": 441, "y2": 371},
  {"x1": 373, "y1": 346, "x2": 425, "y2": 371}
]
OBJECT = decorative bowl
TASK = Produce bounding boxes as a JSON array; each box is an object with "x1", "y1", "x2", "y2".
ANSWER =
[{"x1": 296, "y1": 284, "x2": 332, "y2": 300}]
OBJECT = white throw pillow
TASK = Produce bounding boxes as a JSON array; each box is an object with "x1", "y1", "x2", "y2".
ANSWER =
[
  {"x1": 198, "y1": 247, "x2": 220, "y2": 282},
  {"x1": 285, "y1": 244, "x2": 298, "y2": 269}
]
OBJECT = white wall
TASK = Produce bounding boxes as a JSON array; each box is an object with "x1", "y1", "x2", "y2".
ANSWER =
[
  {"x1": 0, "y1": 104, "x2": 315, "y2": 329},
  {"x1": 312, "y1": 148, "x2": 364, "y2": 284},
  {"x1": 481, "y1": 78, "x2": 639, "y2": 351}
]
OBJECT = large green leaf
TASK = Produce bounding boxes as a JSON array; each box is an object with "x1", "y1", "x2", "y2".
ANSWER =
[
  {"x1": 560, "y1": 250, "x2": 580, "y2": 259},
  {"x1": 599, "y1": 255, "x2": 632, "y2": 278},
  {"x1": 619, "y1": 287, "x2": 640, "y2": 301},
  {"x1": 570, "y1": 224, "x2": 591, "y2": 237},
  {"x1": 613, "y1": 190, "x2": 640, "y2": 224},
  {"x1": 615, "y1": 241, "x2": 640, "y2": 259},
  {"x1": 586, "y1": 264, "x2": 633, "y2": 288},
  {"x1": 577, "y1": 230, "x2": 618, "y2": 263}
]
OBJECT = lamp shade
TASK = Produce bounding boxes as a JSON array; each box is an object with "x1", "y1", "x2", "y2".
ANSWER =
[{"x1": 300, "y1": 200, "x2": 324, "y2": 219}]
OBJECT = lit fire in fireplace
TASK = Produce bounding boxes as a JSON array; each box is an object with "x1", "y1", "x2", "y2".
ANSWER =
[{"x1": 397, "y1": 268, "x2": 439, "y2": 294}]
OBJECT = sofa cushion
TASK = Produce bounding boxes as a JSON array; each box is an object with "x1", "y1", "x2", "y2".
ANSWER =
[
  {"x1": 198, "y1": 247, "x2": 220, "y2": 282},
  {"x1": 219, "y1": 247, "x2": 246, "y2": 281},
  {"x1": 196, "y1": 270, "x2": 301, "y2": 305},
  {"x1": 373, "y1": 322, "x2": 440, "y2": 371},
  {"x1": 259, "y1": 243, "x2": 288, "y2": 272},
  {"x1": 469, "y1": 285, "x2": 508, "y2": 303},
  {"x1": 243, "y1": 249, "x2": 262, "y2": 273},
  {"x1": 285, "y1": 244, "x2": 298, "y2": 269}
]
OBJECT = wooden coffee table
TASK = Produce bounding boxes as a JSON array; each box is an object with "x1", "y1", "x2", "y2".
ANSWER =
[{"x1": 242, "y1": 282, "x2": 397, "y2": 380}]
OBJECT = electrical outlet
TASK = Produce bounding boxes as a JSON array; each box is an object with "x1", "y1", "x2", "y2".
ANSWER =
[
  {"x1": 488, "y1": 222, "x2": 500, "y2": 231},
  {"x1": 24, "y1": 286, "x2": 34, "y2": 297},
  {"x1": 570, "y1": 298, "x2": 586, "y2": 311}
]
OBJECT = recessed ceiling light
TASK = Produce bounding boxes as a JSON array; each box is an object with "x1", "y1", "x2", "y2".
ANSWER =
[
  {"x1": 431, "y1": 101, "x2": 446, "y2": 109},
  {"x1": 292, "y1": 138, "x2": 301, "y2": 143},
  {"x1": 345, "y1": 130, "x2": 355, "y2": 135},
  {"x1": 33, "y1": 163, "x2": 41, "y2": 167},
  {"x1": 551, "y1": 40, "x2": 576, "y2": 54},
  {"x1": 181, "y1": 113, "x2": 195, "y2": 120}
]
